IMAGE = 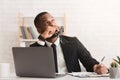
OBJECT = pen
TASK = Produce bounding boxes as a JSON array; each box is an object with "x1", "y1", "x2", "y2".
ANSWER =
[
  {"x1": 99, "y1": 56, "x2": 109, "y2": 73},
  {"x1": 100, "y1": 56, "x2": 105, "y2": 64}
]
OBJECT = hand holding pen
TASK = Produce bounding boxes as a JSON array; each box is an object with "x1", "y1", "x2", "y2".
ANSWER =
[{"x1": 93, "y1": 56, "x2": 108, "y2": 74}]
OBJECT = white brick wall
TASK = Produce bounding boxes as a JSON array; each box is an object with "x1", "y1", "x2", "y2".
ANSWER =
[{"x1": 1, "y1": 0, "x2": 120, "y2": 72}]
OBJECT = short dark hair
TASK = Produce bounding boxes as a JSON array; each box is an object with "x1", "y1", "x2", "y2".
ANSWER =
[{"x1": 34, "y1": 12, "x2": 48, "y2": 28}]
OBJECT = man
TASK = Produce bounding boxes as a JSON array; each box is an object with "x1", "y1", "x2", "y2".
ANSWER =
[{"x1": 30, "y1": 12, "x2": 108, "y2": 74}]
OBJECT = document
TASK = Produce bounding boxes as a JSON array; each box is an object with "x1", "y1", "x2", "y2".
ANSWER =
[{"x1": 68, "y1": 72, "x2": 109, "y2": 78}]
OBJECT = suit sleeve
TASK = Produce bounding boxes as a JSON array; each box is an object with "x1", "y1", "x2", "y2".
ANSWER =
[{"x1": 74, "y1": 37, "x2": 99, "y2": 72}]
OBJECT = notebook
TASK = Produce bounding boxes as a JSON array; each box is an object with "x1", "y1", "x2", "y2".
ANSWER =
[{"x1": 12, "y1": 47, "x2": 59, "y2": 78}]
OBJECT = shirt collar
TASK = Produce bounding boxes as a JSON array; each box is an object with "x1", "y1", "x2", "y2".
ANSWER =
[{"x1": 45, "y1": 37, "x2": 60, "y2": 47}]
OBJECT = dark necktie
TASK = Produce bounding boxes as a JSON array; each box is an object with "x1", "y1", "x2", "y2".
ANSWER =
[{"x1": 51, "y1": 44, "x2": 58, "y2": 73}]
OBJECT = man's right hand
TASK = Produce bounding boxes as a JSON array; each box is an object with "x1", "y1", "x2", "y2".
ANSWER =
[{"x1": 40, "y1": 26, "x2": 59, "y2": 40}]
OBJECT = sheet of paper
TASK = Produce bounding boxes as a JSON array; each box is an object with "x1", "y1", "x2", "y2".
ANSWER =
[{"x1": 68, "y1": 72, "x2": 109, "y2": 78}]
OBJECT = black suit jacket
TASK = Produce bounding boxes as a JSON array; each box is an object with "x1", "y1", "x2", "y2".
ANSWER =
[{"x1": 30, "y1": 35, "x2": 99, "y2": 72}]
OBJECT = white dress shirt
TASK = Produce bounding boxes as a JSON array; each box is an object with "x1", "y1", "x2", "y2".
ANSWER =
[{"x1": 37, "y1": 37, "x2": 68, "y2": 74}]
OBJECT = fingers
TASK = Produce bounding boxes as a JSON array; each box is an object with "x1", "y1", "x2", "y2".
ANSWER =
[
  {"x1": 41, "y1": 26, "x2": 59, "y2": 39},
  {"x1": 94, "y1": 64, "x2": 108, "y2": 74},
  {"x1": 97, "y1": 64, "x2": 104, "y2": 68}
]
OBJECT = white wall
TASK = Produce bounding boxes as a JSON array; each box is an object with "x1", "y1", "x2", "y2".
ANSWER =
[{"x1": 0, "y1": 0, "x2": 120, "y2": 72}]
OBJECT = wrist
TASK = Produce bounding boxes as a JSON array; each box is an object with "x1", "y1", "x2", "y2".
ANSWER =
[{"x1": 93, "y1": 64, "x2": 98, "y2": 72}]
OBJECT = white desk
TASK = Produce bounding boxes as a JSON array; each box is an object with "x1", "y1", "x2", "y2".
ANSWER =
[{"x1": 0, "y1": 73, "x2": 118, "y2": 80}]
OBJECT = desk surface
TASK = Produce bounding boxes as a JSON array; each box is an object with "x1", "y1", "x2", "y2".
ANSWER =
[{"x1": 0, "y1": 73, "x2": 118, "y2": 80}]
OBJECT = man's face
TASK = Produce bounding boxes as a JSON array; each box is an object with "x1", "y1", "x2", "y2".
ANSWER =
[{"x1": 39, "y1": 13, "x2": 57, "y2": 33}]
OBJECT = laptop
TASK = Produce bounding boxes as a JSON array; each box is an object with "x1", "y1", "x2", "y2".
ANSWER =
[{"x1": 12, "y1": 47, "x2": 58, "y2": 78}]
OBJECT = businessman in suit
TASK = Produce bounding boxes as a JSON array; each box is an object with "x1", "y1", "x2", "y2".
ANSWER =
[{"x1": 30, "y1": 12, "x2": 108, "y2": 74}]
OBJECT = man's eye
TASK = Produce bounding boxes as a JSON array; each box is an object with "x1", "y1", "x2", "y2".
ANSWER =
[
  {"x1": 44, "y1": 21, "x2": 49, "y2": 24},
  {"x1": 46, "y1": 21, "x2": 50, "y2": 24}
]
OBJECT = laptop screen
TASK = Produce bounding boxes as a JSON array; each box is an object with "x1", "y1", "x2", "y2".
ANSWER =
[{"x1": 12, "y1": 47, "x2": 56, "y2": 78}]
